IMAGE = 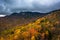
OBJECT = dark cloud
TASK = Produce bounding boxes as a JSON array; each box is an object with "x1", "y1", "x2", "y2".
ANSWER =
[{"x1": 0, "y1": 0, "x2": 60, "y2": 15}]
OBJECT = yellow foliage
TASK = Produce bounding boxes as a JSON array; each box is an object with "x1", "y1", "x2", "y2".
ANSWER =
[
  {"x1": 0, "y1": 12, "x2": 60, "y2": 40},
  {"x1": 35, "y1": 19, "x2": 41, "y2": 24},
  {"x1": 31, "y1": 36, "x2": 35, "y2": 40},
  {"x1": 22, "y1": 31, "x2": 30, "y2": 38},
  {"x1": 0, "y1": 37, "x2": 4, "y2": 40},
  {"x1": 13, "y1": 35, "x2": 18, "y2": 40},
  {"x1": 14, "y1": 29, "x2": 21, "y2": 34},
  {"x1": 45, "y1": 31, "x2": 49, "y2": 35}
]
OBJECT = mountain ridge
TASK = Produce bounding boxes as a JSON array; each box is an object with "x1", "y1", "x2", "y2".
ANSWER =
[
  {"x1": 0, "y1": 12, "x2": 48, "y2": 31},
  {"x1": 0, "y1": 10, "x2": 60, "y2": 40}
]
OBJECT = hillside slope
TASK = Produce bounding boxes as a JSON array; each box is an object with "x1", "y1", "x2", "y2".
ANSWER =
[
  {"x1": 0, "y1": 12, "x2": 48, "y2": 31},
  {"x1": 0, "y1": 10, "x2": 60, "y2": 40}
]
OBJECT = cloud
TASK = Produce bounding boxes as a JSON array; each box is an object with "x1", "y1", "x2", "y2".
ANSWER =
[
  {"x1": 0, "y1": 0, "x2": 60, "y2": 15},
  {"x1": 0, "y1": 15, "x2": 6, "y2": 17},
  {"x1": 6, "y1": 0, "x2": 60, "y2": 8},
  {"x1": 34, "y1": 0, "x2": 60, "y2": 6}
]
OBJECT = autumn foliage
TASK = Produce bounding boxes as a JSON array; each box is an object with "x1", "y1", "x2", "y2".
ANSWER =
[{"x1": 0, "y1": 11, "x2": 60, "y2": 40}]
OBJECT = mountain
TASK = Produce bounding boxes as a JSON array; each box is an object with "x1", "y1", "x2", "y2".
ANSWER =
[
  {"x1": 0, "y1": 12, "x2": 48, "y2": 31},
  {"x1": 0, "y1": 10, "x2": 60, "y2": 40}
]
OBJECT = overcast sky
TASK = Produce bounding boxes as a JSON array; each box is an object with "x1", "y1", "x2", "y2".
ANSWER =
[{"x1": 0, "y1": 0, "x2": 60, "y2": 15}]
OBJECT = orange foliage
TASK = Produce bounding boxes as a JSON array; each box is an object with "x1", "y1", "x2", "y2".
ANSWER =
[
  {"x1": 22, "y1": 31, "x2": 30, "y2": 38},
  {"x1": 29, "y1": 28, "x2": 38, "y2": 36}
]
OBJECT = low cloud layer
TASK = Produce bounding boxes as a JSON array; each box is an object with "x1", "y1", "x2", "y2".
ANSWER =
[{"x1": 0, "y1": 0, "x2": 60, "y2": 15}]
